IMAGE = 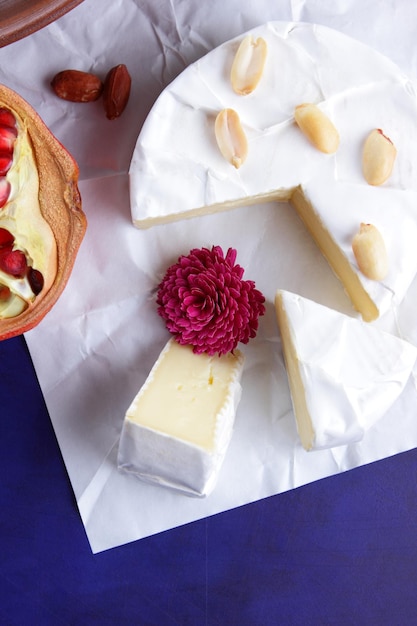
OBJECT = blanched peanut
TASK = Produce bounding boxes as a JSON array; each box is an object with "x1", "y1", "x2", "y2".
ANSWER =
[
  {"x1": 362, "y1": 129, "x2": 397, "y2": 186},
  {"x1": 352, "y1": 223, "x2": 388, "y2": 281},
  {"x1": 214, "y1": 108, "x2": 248, "y2": 168},
  {"x1": 294, "y1": 103, "x2": 340, "y2": 154},
  {"x1": 230, "y1": 35, "x2": 268, "y2": 95}
]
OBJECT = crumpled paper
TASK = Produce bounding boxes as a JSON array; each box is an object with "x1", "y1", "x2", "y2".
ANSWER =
[{"x1": 2, "y1": 0, "x2": 417, "y2": 552}]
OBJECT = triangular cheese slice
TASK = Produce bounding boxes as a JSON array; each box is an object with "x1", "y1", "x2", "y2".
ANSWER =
[{"x1": 275, "y1": 289, "x2": 417, "y2": 450}]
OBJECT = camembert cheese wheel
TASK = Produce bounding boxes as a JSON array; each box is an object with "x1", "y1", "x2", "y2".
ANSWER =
[{"x1": 129, "y1": 22, "x2": 417, "y2": 322}]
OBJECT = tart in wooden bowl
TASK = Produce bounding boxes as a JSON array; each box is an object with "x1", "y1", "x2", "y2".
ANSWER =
[{"x1": 0, "y1": 84, "x2": 86, "y2": 341}]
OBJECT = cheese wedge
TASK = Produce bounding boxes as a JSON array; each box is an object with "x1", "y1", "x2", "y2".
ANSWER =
[
  {"x1": 117, "y1": 338, "x2": 245, "y2": 497},
  {"x1": 275, "y1": 289, "x2": 417, "y2": 451}
]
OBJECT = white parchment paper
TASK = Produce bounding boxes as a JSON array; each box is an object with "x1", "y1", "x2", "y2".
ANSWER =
[{"x1": 2, "y1": 0, "x2": 417, "y2": 552}]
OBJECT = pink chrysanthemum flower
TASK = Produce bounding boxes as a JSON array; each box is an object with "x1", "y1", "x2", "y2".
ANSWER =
[{"x1": 156, "y1": 245, "x2": 265, "y2": 356}]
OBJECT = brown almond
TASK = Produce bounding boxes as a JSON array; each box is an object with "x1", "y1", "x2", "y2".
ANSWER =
[
  {"x1": 102, "y1": 64, "x2": 131, "y2": 120},
  {"x1": 51, "y1": 69, "x2": 103, "y2": 103}
]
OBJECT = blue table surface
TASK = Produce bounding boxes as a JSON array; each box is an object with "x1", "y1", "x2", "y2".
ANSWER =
[{"x1": 2, "y1": 333, "x2": 417, "y2": 625}]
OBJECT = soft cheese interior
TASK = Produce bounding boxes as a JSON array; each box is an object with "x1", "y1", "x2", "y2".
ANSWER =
[
  {"x1": 129, "y1": 21, "x2": 417, "y2": 320},
  {"x1": 118, "y1": 339, "x2": 245, "y2": 497},
  {"x1": 275, "y1": 289, "x2": 417, "y2": 451}
]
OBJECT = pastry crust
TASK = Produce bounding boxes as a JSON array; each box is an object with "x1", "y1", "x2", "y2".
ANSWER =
[{"x1": 0, "y1": 84, "x2": 86, "y2": 340}]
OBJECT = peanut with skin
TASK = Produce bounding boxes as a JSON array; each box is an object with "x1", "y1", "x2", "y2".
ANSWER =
[
  {"x1": 51, "y1": 69, "x2": 103, "y2": 103},
  {"x1": 102, "y1": 64, "x2": 132, "y2": 120}
]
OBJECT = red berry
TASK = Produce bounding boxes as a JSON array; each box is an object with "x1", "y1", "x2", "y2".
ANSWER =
[
  {"x1": 28, "y1": 267, "x2": 44, "y2": 295},
  {"x1": 0, "y1": 248, "x2": 27, "y2": 277},
  {"x1": 0, "y1": 124, "x2": 17, "y2": 153},
  {"x1": 0, "y1": 153, "x2": 13, "y2": 176},
  {"x1": 0, "y1": 108, "x2": 16, "y2": 128},
  {"x1": 0, "y1": 284, "x2": 10, "y2": 300},
  {"x1": 0, "y1": 227, "x2": 14, "y2": 247}
]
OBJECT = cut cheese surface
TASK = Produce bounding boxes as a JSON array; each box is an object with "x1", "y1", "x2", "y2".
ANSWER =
[
  {"x1": 275, "y1": 289, "x2": 417, "y2": 451},
  {"x1": 118, "y1": 339, "x2": 245, "y2": 496},
  {"x1": 291, "y1": 176, "x2": 417, "y2": 322},
  {"x1": 129, "y1": 21, "x2": 417, "y2": 321},
  {"x1": 126, "y1": 339, "x2": 243, "y2": 450}
]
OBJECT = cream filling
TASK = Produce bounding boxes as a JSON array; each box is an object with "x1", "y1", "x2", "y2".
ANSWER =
[{"x1": 0, "y1": 115, "x2": 57, "y2": 318}]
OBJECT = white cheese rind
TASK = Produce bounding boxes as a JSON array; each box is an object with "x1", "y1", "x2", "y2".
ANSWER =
[
  {"x1": 117, "y1": 339, "x2": 245, "y2": 497},
  {"x1": 129, "y1": 21, "x2": 417, "y2": 320},
  {"x1": 275, "y1": 289, "x2": 417, "y2": 451}
]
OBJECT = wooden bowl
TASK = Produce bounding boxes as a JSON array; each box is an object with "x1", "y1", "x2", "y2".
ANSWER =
[{"x1": 0, "y1": 0, "x2": 84, "y2": 47}]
